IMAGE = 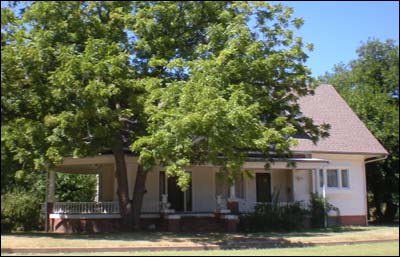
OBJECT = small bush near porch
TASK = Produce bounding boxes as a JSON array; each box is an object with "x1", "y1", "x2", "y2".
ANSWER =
[{"x1": 240, "y1": 202, "x2": 307, "y2": 232}]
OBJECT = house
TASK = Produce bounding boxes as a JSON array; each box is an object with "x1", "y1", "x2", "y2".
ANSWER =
[{"x1": 45, "y1": 84, "x2": 388, "y2": 233}]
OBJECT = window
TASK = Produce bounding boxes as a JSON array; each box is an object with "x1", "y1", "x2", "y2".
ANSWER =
[
  {"x1": 327, "y1": 169, "x2": 339, "y2": 188},
  {"x1": 341, "y1": 169, "x2": 349, "y2": 188}
]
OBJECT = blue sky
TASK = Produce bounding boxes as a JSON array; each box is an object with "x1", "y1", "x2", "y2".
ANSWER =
[{"x1": 279, "y1": 1, "x2": 399, "y2": 77}]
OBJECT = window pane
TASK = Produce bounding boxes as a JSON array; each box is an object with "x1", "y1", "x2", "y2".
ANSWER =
[
  {"x1": 341, "y1": 169, "x2": 349, "y2": 188},
  {"x1": 319, "y1": 169, "x2": 324, "y2": 187},
  {"x1": 327, "y1": 169, "x2": 339, "y2": 187},
  {"x1": 235, "y1": 174, "x2": 244, "y2": 199}
]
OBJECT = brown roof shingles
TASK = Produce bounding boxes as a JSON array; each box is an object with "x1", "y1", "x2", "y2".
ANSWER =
[{"x1": 292, "y1": 84, "x2": 388, "y2": 156}]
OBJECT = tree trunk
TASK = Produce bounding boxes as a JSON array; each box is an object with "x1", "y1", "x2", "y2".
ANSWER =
[
  {"x1": 132, "y1": 164, "x2": 148, "y2": 230},
  {"x1": 373, "y1": 193, "x2": 383, "y2": 220},
  {"x1": 383, "y1": 194, "x2": 398, "y2": 222},
  {"x1": 112, "y1": 133, "x2": 133, "y2": 230}
]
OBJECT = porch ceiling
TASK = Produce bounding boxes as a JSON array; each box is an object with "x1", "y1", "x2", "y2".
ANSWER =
[{"x1": 55, "y1": 164, "x2": 100, "y2": 174}]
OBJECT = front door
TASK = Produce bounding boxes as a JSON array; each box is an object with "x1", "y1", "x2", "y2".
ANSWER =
[
  {"x1": 167, "y1": 175, "x2": 192, "y2": 212},
  {"x1": 256, "y1": 173, "x2": 272, "y2": 202}
]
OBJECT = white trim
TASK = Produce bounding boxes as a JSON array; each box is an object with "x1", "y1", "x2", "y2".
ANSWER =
[
  {"x1": 222, "y1": 214, "x2": 239, "y2": 220},
  {"x1": 166, "y1": 215, "x2": 181, "y2": 220},
  {"x1": 50, "y1": 213, "x2": 121, "y2": 219},
  {"x1": 49, "y1": 213, "x2": 164, "y2": 219},
  {"x1": 141, "y1": 213, "x2": 161, "y2": 218},
  {"x1": 215, "y1": 209, "x2": 231, "y2": 214},
  {"x1": 178, "y1": 213, "x2": 215, "y2": 217}
]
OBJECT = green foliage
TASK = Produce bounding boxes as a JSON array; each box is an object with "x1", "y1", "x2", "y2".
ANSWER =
[
  {"x1": 56, "y1": 173, "x2": 97, "y2": 202},
  {"x1": 130, "y1": 2, "x2": 329, "y2": 186},
  {"x1": 1, "y1": 191, "x2": 43, "y2": 232},
  {"x1": 2, "y1": 2, "x2": 328, "y2": 224},
  {"x1": 240, "y1": 192, "x2": 307, "y2": 232},
  {"x1": 319, "y1": 38, "x2": 399, "y2": 222},
  {"x1": 309, "y1": 193, "x2": 339, "y2": 228}
]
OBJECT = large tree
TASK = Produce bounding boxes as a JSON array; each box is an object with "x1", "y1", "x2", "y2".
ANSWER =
[
  {"x1": 2, "y1": 1, "x2": 327, "y2": 230},
  {"x1": 320, "y1": 38, "x2": 399, "y2": 222}
]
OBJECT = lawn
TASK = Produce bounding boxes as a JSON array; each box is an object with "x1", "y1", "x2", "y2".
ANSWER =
[
  {"x1": 2, "y1": 242, "x2": 399, "y2": 256},
  {"x1": 1, "y1": 225, "x2": 398, "y2": 249}
]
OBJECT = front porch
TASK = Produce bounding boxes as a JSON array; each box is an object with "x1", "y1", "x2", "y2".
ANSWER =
[{"x1": 44, "y1": 155, "x2": 330, "y2": 233}]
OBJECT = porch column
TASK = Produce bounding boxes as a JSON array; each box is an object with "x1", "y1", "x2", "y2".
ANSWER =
[
  {"x1": 316, "y1": 169, "x2": 321, "y2": 195},
  {"x1": 312, "y1": 169, "x2": 316, "y2": 194},
  {"x1": 48, "y1": 169, "x2": 56, "y2": 203},
  {"x1": 95, "y1": 173, "x2": 100, "y2": 202},
  {"x1": 227, "y1": 185, "x2": 239, "y2": 214},
  {"x1": 46, "y1": 169, "x2": 56, "y2": 232},
  {"x1": 291, "y1": 169, "x2": 296, "y2": 202},
  {"x1": 229, "y1": 185, "x2": 236, "y2": 200},
  {"x1": 322, "y1": 168, "x2": 327, "y2": 228}
]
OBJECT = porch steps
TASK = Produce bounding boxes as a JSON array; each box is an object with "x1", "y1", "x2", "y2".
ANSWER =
[{"x1": 180, "y1": 217, "x2": 225, "y2": 233}]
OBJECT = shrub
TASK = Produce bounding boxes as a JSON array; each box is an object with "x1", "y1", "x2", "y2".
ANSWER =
[
  {"x1": 240, "y1": 192, "x2": 307, "y2": 232},
  {"x1": 309, "y1": 193, "x2": 339, "y2": 228},
  {"x1": 1, "y1": 191, "x2": 43, "y2": 232}
]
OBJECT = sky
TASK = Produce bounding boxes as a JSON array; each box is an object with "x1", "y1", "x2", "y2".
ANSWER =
[{"x1": 279, "y1": 1, "x2": 399, "y2": 77}]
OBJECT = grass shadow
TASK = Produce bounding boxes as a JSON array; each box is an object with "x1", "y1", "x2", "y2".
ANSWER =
[{"x1": 1, "y1": 225, "x2": 389, "y2": 249}]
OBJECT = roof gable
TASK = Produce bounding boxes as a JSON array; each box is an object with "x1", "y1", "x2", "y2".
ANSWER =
[{"x1": 292, "y1": 84, "x2": 388, "y2": 156}]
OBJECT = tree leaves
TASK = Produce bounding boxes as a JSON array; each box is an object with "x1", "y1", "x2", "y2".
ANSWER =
[{"x1": 2, "y1": 1, "x2": 324, "y2": 192}]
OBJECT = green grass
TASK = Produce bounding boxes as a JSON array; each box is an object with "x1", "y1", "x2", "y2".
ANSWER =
[
  {"x1": 2, "y1": 242, "x2": 399, "y2": 256},
  {"x1": 2, "y1": 225, "x2": 398, "y2": 249}
]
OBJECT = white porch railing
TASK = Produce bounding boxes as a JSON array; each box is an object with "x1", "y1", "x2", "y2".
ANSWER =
[{"x1": 52, "y1": 202, "x2": 120, "y2": 214}]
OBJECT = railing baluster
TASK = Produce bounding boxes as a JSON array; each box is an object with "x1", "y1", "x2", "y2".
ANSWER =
[{"x1": 50, "y1": 202, "x2": 120, "y2": 214}]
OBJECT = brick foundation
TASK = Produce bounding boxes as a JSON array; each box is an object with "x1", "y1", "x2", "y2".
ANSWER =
[
  {"x1": 225, "y1": 217, "x2": 239, "y2": 233},
  {"x1": 338, "y1": 215, "x2": 367, "y2": 226},
  {"x1": 51, "y1": 218, "x2": 121, "y2": 233},
  {"x1": 49, "y1": 214, "x2": 365, "y2": 233},
  {"x1": 166, "y1": 217, "x2": 181, "y2": 233},
  {"x1": 46, "y1": 203, "x2": 53, "y2": 232},
  {"x1": 50, "y1": 217, "x2": 168, "y2": 233},
  {"x1": 227, "y1": 201, "x2": 239, "y2": 214}
]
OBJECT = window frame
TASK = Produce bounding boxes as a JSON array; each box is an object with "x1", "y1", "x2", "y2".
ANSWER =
[
  {"x1": 327, "y1": 169, "x2": 340, "y2": 188},
  {"x1": 320, "y1": 167, "x2": 351, "y2": 190},
  {"x1": 340, "y1": 169, "x2": 350, "y2": 189}
]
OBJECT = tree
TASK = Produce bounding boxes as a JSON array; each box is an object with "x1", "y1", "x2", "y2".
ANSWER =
[
  {"x1": 320, "y1": 38, "x2": 399, "y2": 222},
  {"x1": 2, "y1": 1, "x2": 327, "y2": 230}
]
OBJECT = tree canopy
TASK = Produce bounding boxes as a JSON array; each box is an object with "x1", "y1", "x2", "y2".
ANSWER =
[{"x1": 2, "y1": 1, "x2": 327, "y2": 229}]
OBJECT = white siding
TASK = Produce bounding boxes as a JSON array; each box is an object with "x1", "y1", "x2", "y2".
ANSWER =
[
  {"x1": 141, "y1": 169, "x2": 160, "y2": 213},
  {"x1": 191, "y1": 166, "x2": 217, "y2": 212},
  {"x1": 313, "y1": 153, "x2": 367, "y2": 217},
  {"x1": 292, "y1": 169, "x2": 312, "y2": 203}
]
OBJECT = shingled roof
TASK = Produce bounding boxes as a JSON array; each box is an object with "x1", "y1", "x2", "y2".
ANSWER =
[{"x1": 292, "y1": 84, "x2": 388, "y2": 156}]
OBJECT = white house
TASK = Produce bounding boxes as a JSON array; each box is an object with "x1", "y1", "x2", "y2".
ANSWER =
[{"x1": 45, "y1": 84, "x2": 388, "y2": 232}]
